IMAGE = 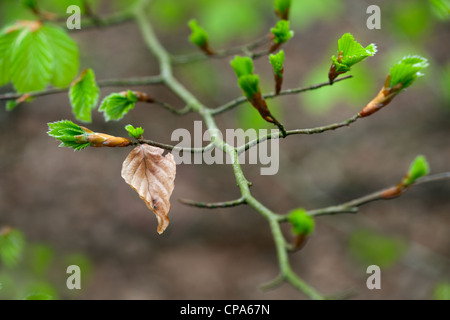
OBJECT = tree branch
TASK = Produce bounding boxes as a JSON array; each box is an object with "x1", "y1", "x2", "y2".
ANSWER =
[
  {"x1": 212, "y1": 75, "x2": 353, "y2": 115},
  {"x1": 304, "y1": 172, "x2": 450, "y2": 217},
  {"x1": 0, "y1": 75, "x2": 163, "y2": 101},
  {"x1": 134, "y1": 5, "x2": 323, "y2": 299}
]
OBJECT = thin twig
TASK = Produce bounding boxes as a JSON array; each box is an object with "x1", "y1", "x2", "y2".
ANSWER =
[
  {"x1": 152, "y1": 100, "x2": 191, "y2": 115},
  {"x1": 212, "y1": 75, "x2": 353, "y2": 115},
  {"x1": 132, "y1": 139, "x2": 215, "y2": 153},
  {"x1": 0, "y1": 75, "x2": 163, "y2": 101},
  {"x1": 303, "y1": 171, "x2": 450, "y2": 217},
  {"x1": 237, "y1": 114, "x2": 360, "y2": 155},
  {"x1": 178, "y1": 197, "x2": 246, "y2": 208}
]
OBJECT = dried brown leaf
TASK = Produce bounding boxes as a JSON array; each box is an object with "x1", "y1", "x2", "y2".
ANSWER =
[{"x1": 121, "y1": 144, "x2": 176, "y2": 234}]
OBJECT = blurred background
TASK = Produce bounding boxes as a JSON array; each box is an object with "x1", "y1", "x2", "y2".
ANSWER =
[{"x1": 0, "y1": 0, "x2": 449, "y2": 299}]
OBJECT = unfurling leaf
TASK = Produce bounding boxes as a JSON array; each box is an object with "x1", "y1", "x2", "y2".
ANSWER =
[
  {"x1": 125, "y1": 124, "x2": 144, "y2": 139},
  {"x1": 99, "y1": 90, "x2": 138, "y2": 121},
  {"x1": 47, "y1": 120, "x2": 91, "y2": 150},
  {"x1": 288, "y1": 209, "x2": 315, "y2": 236},
  {"x1": 69, "y1": 69, "x2": 100, "y2": 123},
  {"x1": 329, "y1": 33, "x2": 376, "y2": 83},
  {"x1": 121, "y1": 145, "x2": 176, "y2": 234},
  {"x1": 5, "y1": 93, "x2": 33, "y2": 111},
  {"x1": 381, "y1": 155, "x2": 431, "y2": 199},
  {"x1": 269, "y1": 50, "x2": 285, "y2": 94},
  {"x1": 274, "y1": 0, "x2": 292, "y2": 20},
  {"x1": 47, "y1": 120, "x2": 131, "y2": 150},
  {"x1": 388, "y1": 55, "x2": 429, "y2": 89},
  {"x1": 188, "y1": 19, "x2": 214, "y2": 55},
  {"x1": 359, "y1": 55, "x2": 428, "y2": 117},
  {"x1": 230, "y1": 56, "x2": 254, "y2": 78},
  {"x1": 25, "y1": 292, "x2": 53, "y2": 300},
  {"x1": 269, "y1": 20, "x2": 293, "y2": 52},
  {"x1": 0, "y1": 227, "x2": 25, "y2": 268},
  {"x1": 287, "y1": 208, "x2": 315, "y2": 251},
  {"x1": 403, "y1": 155, "x2": 430, "y2": 186},
  {"x1": 230, "y1": 55, "x2": 285, "y2": 135}
]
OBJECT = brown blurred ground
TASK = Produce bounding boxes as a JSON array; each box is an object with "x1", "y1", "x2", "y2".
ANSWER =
[{"x1": 0, "y1": 0, "x2": 449, "y2": 299}]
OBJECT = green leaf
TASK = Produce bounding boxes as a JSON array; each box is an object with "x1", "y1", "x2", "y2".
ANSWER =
[
  {"x1": 238, "y1": 74, "x2": 260, "y2": 100},
  {"x1": 188, "y1": 19, "x2": 208, "y2": 47},
  {"x1": 270, "y1": 20, "x2": 294, "y2": 44},
  {"x1": 274, "y1": 0, "x2": 291, "y2": 19},
  {"x1": 21, "y1": 0, "x2": 37, "y2": 10},
  {"x1": 331, "y1": 33, "x2": 377, "y2": 73},
  {"x1": 125, "y1": 124, "x2": 144, "y2": 139},
  {"x1": 42, "y1": 24, "x2": 79, "y2": 88},
  {"x1": 0, "y1": 29, "x2": 21, "y2": 86},
  {"x1": 389, "y1": 55, "x2": 429, "y2": 89},
  {"x1": 69, "y1": 69, "x2": 100, "y2": 123},
  {"x1": 99, "y1": 90, "x2": 138, "y2": 121},
  {"x1": 9, "y1": 25, "x2": 53, "y2": 93},
  {"x1": 0, "y1": 228, "x2": 25, "y2": 268},
  {"x1": 349, "y1": 229, "x2": 407, "y2": 268},
  {"x1": 47, "y1": 120, "x2": 90, "y2": 151},
  {"x1": 288, "y1": 208, "x2": 315, "y2": 236},
  {"x1": 433, "y1": 282, "x2": 450, "y2": 300},
  {"x1": 404, "y1": 155, "x2": 430, "y2": 186},
  {"x1": 230, "y1": 56, "x2": 254, "y2": 78},
  {"x1": 25, "y1": 292, "x2": 53, "y2": 300},
  {"x1": 269, "y1": 50, "x2": 285, "y2": 77}
]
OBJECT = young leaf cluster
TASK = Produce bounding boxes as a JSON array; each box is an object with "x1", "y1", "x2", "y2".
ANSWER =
[
  {"x1": 47, "y1": 120, "x2": 90, "y2": 151},
  {"x1": 0, "y1": 21, "x2": 79, "y2": 93}
]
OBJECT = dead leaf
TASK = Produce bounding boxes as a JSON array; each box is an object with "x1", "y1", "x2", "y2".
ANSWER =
[{"x1": 121, "y1": 144, "x2": 176, "y2": 234}]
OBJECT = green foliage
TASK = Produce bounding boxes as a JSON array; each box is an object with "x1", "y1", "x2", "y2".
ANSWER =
[
  {"x1": 404, "y1": 155, "x2": 430, "y2": 186},
  {"x1": 270, "y1": 20, "x2": 294, "y2": 44},
  {"x1": 29, "y1": 244, "x2": 54, "y2": 277},
  {"x1": 390, "y1": 1, "x2": 433, "y2": 39},
  {"x1": 331, "y1": 33, "x2": 377, "y2": 73},
  {"x1": 6, "y1": 100, "x2": 18, "y2": 111},
  {"x1": 69, "y1": 69, "x2": 100, "y2": 123},
  {"x1": 349, "y1": 229, "x2": 407, "y2": 268},
  {"x1": 125, "y1": 124, "x2": 144, "y2": 139},
  {"x1": 274, "y1": 0, "x2": 291, "y2": 18},
  {"x1": 288, "y1": 209, "x2": 315, "y2": 236},
  {"x1": 42, "y1": 25, "x2": 79, "y2": 88},
  {"x1": 47, "y1": 120, "x2": 90, "y2": 151},
  {"x1": 430, "y1": 0, "x2": 450, "y2": 20},
  {"x1": 0, "y1": 22, "x2": 79, "y2": 93},
  {"x1": 21, "y1": 0, "x2": 38, "y2": 10},
  {"x1": 188, "y1": 19, "x2": 208, "y2": 47},
  {"x1": 25, "y1": 292, "x2": 53, "y2": 300},
  {"x1": 389, "y1": 55, "x2": 429, "y2": 89},
  {"x1": 230, "y1": 56, "x2": 254, "y2": 78},
  {"x1": 0, "y1": 228, "x2": 25, "y2": 268},
  {"x1": 99, "y1": 90, "x2": 138, "y2": 121},
  {"x1": 433, "y1": 282, "x2": 450, "y2": 300},
  {"x1": 0, "y1": 28, "x2": 20, "y2": 86},
  {"x1": 269, "y1": 50, "x2": 285, "y2": 77},
  {"x1": 238, "y1": 75, "x2": 260, "y2": 100}
]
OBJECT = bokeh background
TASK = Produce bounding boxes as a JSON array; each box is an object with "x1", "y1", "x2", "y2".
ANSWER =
[{"x1": 0, "y1": 0, "x2": 449, "y2": 299}]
